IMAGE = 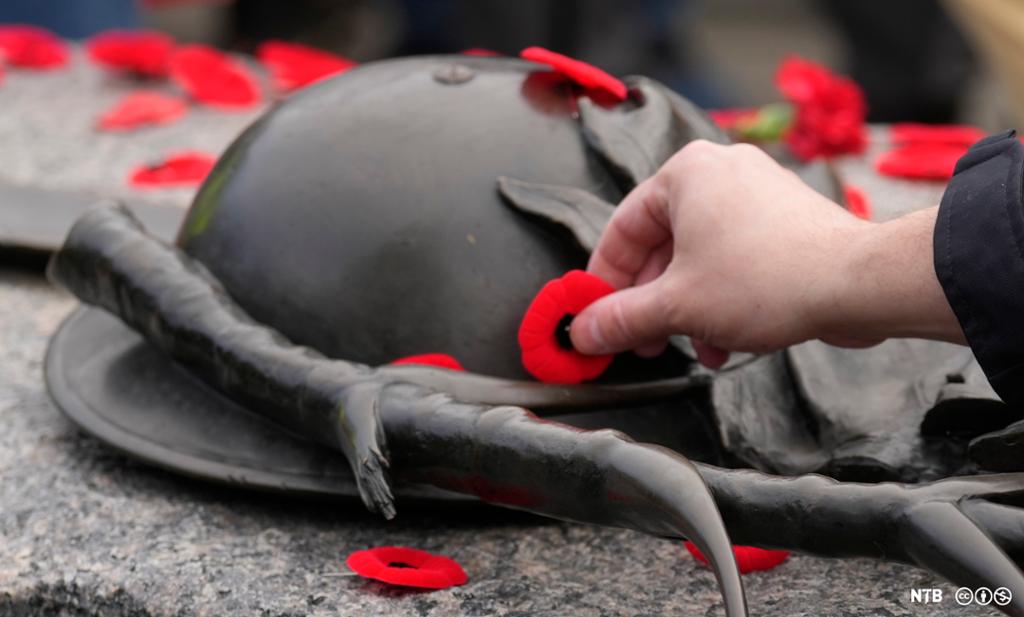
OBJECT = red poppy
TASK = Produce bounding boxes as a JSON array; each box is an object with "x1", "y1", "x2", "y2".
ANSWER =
[
  {"x1": 346, "y1": 546, "x2": 468, "y2": 589},
  {"x1": 842, "y1": 184, "x2": 871, "y2": 220},
  {"x1": 518, "y1": 270, "x2": 615, "y2": 384},
  {"x1": 775, "y1": 56, "x2": 866, "y2": 161},
  {"x1": 256, "y1": 40, "x2": 355, "y2": 92},
  {"x1": 0, "y1": 25, "x2": 68, "y2": 69},
  {"x1": 87, "y1": 30, "x2": 175, "y2": 77},
  {"x1": 875, "y1": 143, "x2": 967, "y2": 181},
  {"x1": 684, "y1": 541, "x2": 790, "y2": 574},
  {"x1": 461, "y1": 48, "x2": 501, "y2": 57},
  {"x1": 97, "y1": 91, "x2": 187, "y2": 131},
  {"x1": 707, "y1": 108, "x2": 758, "y2": 131},
  {"x1": 889, "y1": 123, "x2": 984, "y2": 148},
  {"x1": 169, "y1": 44, "x2": 260, "y2": 109},
  {"x1": 520, "y1": 70, "x2": 578, "y2": 117},
  {"x1": 128, "y1": 151, "x2": 216, "y2": 188},
  {"x1": 519, "y1": 46, "x2": 627, "y2": 102},
  {"x1": 389, "y1": 353, "x2": 465, "y2": 371}
]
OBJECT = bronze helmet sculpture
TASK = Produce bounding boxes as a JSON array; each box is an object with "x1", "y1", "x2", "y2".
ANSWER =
[{"x1": 45, "y1": 54, "x2": 1024, "y2": 616}]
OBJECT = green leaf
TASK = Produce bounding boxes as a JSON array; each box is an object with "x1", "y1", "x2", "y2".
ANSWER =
[{"x1": 736, "y1": 103, "x2": 794, "y2": 142}]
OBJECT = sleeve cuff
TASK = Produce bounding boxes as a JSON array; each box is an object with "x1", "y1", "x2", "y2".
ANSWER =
[{"x1": 934, "y1": 130, "x2": 1024, "y2": 406}]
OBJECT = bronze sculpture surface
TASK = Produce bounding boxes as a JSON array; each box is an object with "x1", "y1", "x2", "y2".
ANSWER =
[{"x1": 43, "y1": 55, "x2": 1024, "y2": 616}]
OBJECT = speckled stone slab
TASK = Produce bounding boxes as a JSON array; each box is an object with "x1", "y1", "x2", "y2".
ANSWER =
[
  {"x1": 0, "y1": 51, "x2": 1001, "y2": 616},
  {"x1": 0, "y1": 48, "x2": 265, "y2": 210}
]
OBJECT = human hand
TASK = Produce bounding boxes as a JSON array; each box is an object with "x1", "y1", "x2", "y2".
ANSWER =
[{"x1": 569, "y1": 140, "x2": 963, "y2": 368}]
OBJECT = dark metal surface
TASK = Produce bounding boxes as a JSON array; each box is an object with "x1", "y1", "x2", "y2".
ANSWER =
[
  {"x1": 45, "y1": 306, "x2": 466, "y2": 502},
  {"x1": 174, "y1": 56, "x2": 709, "y2": 381},
  {"x1": 46, "y1": 204, "x2": 747, "y2": 616},
  {"x1": 46, "y1": 305, "x2": 727, "y2": 502},
  {"x1": 46, "y1": 207, "x2": 1024, "y2": 617}
]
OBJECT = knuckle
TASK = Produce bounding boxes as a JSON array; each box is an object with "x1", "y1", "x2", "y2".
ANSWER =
[
  {"x1": 674, "y1": 139, "x2": 719, "y2": 165},
  {"x1": 729, "y1": 142, "x2": 760, "y2": 157},
  {"x1": 659, "y1": 140, "x2": 721, "y2": 190}
]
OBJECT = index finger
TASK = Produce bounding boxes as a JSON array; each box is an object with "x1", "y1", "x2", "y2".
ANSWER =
[{"x1": 588, "y1": 176, "x2": 672, "y2": 289}]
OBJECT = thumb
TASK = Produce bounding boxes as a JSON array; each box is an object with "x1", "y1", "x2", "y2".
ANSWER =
[{"x1": 570, "y1": 280, "x2": 673, "y2": 354}]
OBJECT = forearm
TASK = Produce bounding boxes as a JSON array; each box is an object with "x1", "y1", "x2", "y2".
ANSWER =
[{"x1": 818, "y1": 206, "x2": 966, "y2": 345}]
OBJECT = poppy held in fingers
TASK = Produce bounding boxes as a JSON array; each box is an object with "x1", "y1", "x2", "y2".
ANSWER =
[
  {"x1": 518, "y1": 270, "x2": 615, "y2": 384},
  {"x1": 519, "y1": 46, "x2": 627, "y2": 102},
  {"x1": 389, "y1": 353, "x2": 465, "y2": 371},
  {"x1": 346, "y1": 546, "x2": 468, "y2": 589},
  {"x1": 87, "y1": 30, "x2": 176, "y2": 77},
  {"x1": 684, "y1": 541, "x2": 791, "y2": 574},
  {"x1": 97, "y1": 91, "x2": 187, "y2": 131}
]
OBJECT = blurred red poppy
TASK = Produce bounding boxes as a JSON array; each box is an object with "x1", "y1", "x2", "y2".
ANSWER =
[
  {"x1": 97, "y1": 91, "x2": 187, "y2": 131},
  {"x1": 520, "y1": 46, "x2": 627, "y2": 102},
  {"x1": 87, "y1": 30, "x2": 175, "y2": 77},
  {"x1": 842, "y1": 184, "x2": 871, "y2": 220},
  {"x1": 461, "y1": 48, "x2": 501, "y2": 57},
  {"x1": 684, "y1": 541, "x2": 790, "y2": 574},
  {"x1": 0, "y1": 25, "x2": 67, "y2": 69},
  {"x1": 169, "y1": 45, "x2": 260, "y2": 109},
  {"x1": 776, "y1": 56, "x2": 866, "y2": 161},
  {"x1": 518, "y1": 270, "x2": 615, "y2": 384},
  {"x1": 390, "y1": 354, "x2": 465, "y2": 371},
  {"x1": 346, "y1": 546, "x2": 467, "y2": 589},
  {"x1": 256, "y1": 40, "x2": 355, "y2": 92},
  {"x1": 707, "y1": 108, "x2": 758, "y2": 130},
  {"x1": 128, "y1": 151, "x2": 216, "y2": 188},
  {"x1": 889, "y1": 123, "x2": 984, "y2": 148},
  {"x1": 875, "y1": 143, "x2": 967, "y2": 180}
]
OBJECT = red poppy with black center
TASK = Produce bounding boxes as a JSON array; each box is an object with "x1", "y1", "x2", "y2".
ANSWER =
[
  {"x1": 518, "y1": 270, "x2": 615, "y2": 384},
  {"x1": 128, "y1": 151, "x2": 216, "y2": 188},
  {"x1": 346, "y1": 546, "x2": 467, "y2": 589},
  {"x1": 256, "y1": 40, "x2": 355, "y2": 92},
  {"x1": 875, "y1": 143, "x2": 967, "y2": 181},
  {"x1": 519, "y1": 46, "x2": 627, "y2": 102},
  {"x1": 97, "y1": 91, "x2": 187, "y2": 131},
  {"x1": 842, "y1": 184, "x2": 871, "y2": 220},
  {"x1": 0, "y1": 25, "x2": 68, "y2": 69},
  {"x1": 87, "y1": 30, "x2": 175, "y2": 77},
  {"x1": 169, "y1": 44, "x2": 260, "y2": 109},
  {"x1": 889, "y1": 123, "x2": 985, "y2": 148},
  {"x1": 684, "y1": 541, "x2": 790, "y2": 574},
  {"x1": 389, "y1": 353, "x2": 465, "y2": 371}
]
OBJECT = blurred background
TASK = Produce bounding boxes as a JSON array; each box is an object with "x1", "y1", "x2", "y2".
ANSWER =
[{"x1": 0, "y1": 0, "x2": 1019, "y2": 128}]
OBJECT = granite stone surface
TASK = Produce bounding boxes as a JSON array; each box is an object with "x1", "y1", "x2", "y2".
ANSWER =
[{"x1": 0, "y1": 51, "x2": 1003, "y2": 616}]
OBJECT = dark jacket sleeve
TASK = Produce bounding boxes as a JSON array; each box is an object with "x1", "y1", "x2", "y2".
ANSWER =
[{"x1": 934, "y1": 130, "x2": 1024, "y2": 408}]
